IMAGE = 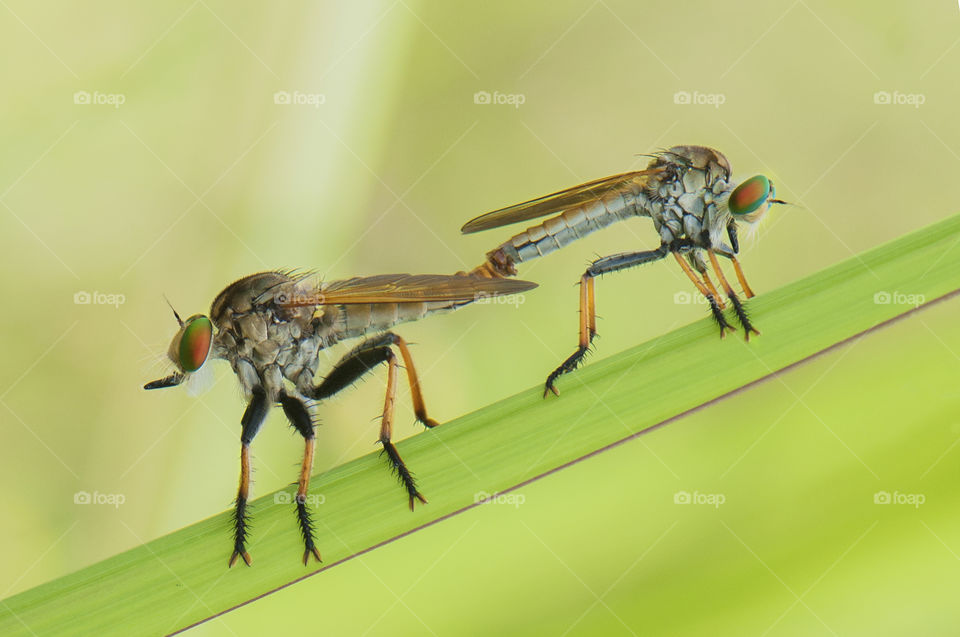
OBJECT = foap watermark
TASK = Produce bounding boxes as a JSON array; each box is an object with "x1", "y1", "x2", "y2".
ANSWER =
[
  {"x1": 74, "y1": 290, "x2": 126, "y2": 308},
  {"x1": 873, "y1": 90, "x2": 925, "y2": 108},
  {"x1": 474, "y1": 490, "x2": 525, "y2": 508},
  {"x1": 673, "y1": 290, "x2": 709, "y2": 305},
  {"x1": 274, "y1": 491, "x2": 325, "y2": 506},
  {"x1": 274, "y1": 90, "x2": 326, "y2": 108},
  {"x1": 73, "y1": 90, "x2": 126, "y2": 109},
  {"x1": 275, "y1": 291, "x2": 325, "y2": 306},
  {"x1": 873, "y1": 290, "x2": 924, "y2": 307},
  {"x1": 674, "y1": 490, "x2": 725, "y2": 508},
  {"x1": 74, "y1": 490, "x2": 126, "y2": 509},
  {"x1": 874, "y1": 490, "x2": 925, "y2": 508},
  {"x1": 474, "y1": 292, "x2": 526, "y2": 308},
  {"x1": 673, "y1": 90, "x2": 725, "y2": 109},
  {"x1": 473, "y1": 90, "x2": 526, "y2": 109}
]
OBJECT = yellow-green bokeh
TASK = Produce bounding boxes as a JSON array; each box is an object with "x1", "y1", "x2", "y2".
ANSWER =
[{"x1": 1, "y1": 1, "x2": 958, "y2": 634}]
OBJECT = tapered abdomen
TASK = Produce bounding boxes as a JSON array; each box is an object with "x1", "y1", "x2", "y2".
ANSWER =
[
  {"x1": 332, "y1": 300, "x2": 470, "y2": 340},
  {"x1": 474, "y1": 189, "x2": 646, "y2": 277}
]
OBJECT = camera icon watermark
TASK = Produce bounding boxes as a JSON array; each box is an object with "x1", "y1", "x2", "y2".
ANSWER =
[
  {"x1": 474, "y1": 490, "x2": 525, "y2": 508},
  {"x1": 74, "y1": 290, "x2": 126, "y2": 308},
  {"x1": 873, "y1": 490, "x2": 924, "y2": 508},
  {"x1": 673, "y1": 90, "x2": 725, "y2": 109},
  {"x1": 74, "y1": 490, "x2": 126, "y2": 509},
  {"x1": 673, "y1": 290, "x2": 708, "y2": 305},
  {"x1": 473, "y1": 90, "x2": 525, "y2": 109},
  {"x1": 274, "y1": 491, "x2": 325, "y2": 506},
  {"x1": 274, "y1": 90, "x2": 326, "y2": 108},
  {"x1": 873, "y1": 90, "x2": 925, "y2": 108},
  {"x1": 674, "y1": 490, "x2": 725, "y2": 508},
  {"x1": 873, "y1": 290, "x2": 924, "y2": 307},
  {"x1": 73, "y1": 90, "x2": 126, "y2": 109}
]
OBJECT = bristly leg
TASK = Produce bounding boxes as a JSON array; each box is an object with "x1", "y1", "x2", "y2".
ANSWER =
[
  {"x1": 707, "y1": 250, "x2": 759, "y2": 341},
  {"x1": 379, "y1": 350, "x2": 427, "y2": 509},
  {"x1": 312, "y1": 332, "x2": 439, "y2": 428},
  {"x1": 309, "y1": 332, "x2": 434, "y2": 508},
  {"x1": 545, "y1": 247, "x2": 670, "y2": 397},
  {"x1": 707, "y1": 294, "x2": 736, "y2": 337},
  {"x1": 279, "y1": 391, "x2": 322, "y2": 565},
  {"x1": 229, "y1": 388, "x2": 269, "y2": 568},
  {"x1": 381, "y1": 440, "x2": 427, "y2": 510},
  {"x1": 673, "y1": 252, "x2": 736, "y2": 338},
  {"x1": 544, "y1": 345, "x2": 591, "y2": 398},
  {"x1": 295, "y1": 496, "x2": 321, "y2": 565},
  {"x1": 544, "y1": 274, "x2": 594, "y2": 397},
  {"x1": 230, "y1": 493, "x2": 251, "y2": 567},
  {"x1": 727, "y1": 293, "x2": 760, "y2": 340}
]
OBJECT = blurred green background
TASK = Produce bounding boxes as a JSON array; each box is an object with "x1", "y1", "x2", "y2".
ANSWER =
[{"x1": 1, "y1": 0, "x2": 958, "y2": 634}]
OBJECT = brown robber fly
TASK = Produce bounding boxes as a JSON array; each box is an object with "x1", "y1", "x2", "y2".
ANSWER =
[
  {"x1": 461, "y1": 145, "x2": 785, "y2": 396},
  {"x1": 145, "y1": 270, "x2": 536, "y2": 566}
]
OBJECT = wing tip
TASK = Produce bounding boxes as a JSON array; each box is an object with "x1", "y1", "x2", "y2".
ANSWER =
[
  {"x1": 511, "y1": 279, "x2": 538, "y2": 292},
  {"x1": 460, "y1": 219, "x2": 486, "y2": 234}
]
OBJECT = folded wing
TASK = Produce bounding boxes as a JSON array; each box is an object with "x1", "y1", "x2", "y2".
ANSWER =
[
  {"x1": 460, "y1": 169, "x2": 663, "y2": 234},
  {"x1": 276, "y1": 273, "x2": 537, "y2": 307}
]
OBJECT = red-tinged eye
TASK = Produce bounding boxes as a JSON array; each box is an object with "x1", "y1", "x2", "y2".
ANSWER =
[
  {"x1": 177, "y1": 315, "x2": 212, "y2": 372},
  {"x1": 729, "y1": 175, "x2": 771, "y2": 216}
]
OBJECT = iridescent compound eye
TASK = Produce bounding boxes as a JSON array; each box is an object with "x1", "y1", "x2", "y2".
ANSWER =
[
  {"x1": 176, "y1": 315, "x2": 213, "y2": 372},
  {"x1": 728, "y1": 175, "x2": 772, "y2": 217}
]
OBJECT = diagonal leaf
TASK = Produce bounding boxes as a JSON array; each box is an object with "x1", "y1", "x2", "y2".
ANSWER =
[{"x1": 2, "y1": 214, "x2": 959, "y2": 636}]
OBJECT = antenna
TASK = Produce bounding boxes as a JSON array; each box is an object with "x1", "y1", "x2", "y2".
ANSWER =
[{"x1": 163, "y1": 295, "x2": 184, "y2": 327}]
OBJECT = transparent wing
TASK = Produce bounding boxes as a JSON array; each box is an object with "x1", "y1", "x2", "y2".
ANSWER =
[
  {"x1": 276, "y1": 273, "x2": 537, "y2": 307},
  {"x1": 460, "y1": 169, "x2": 664, "y2": 234}
]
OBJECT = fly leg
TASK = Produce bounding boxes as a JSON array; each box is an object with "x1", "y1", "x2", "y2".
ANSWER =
[
  {"x1": 544, "y1": 245, "x2": 669, "y2": 397},
  {"x1": 278, "y1": 392, "x2": 322, "y2": 565},
  {"x1": 229, "y1": 387, "x2": 269, "y2": 567},
  {"x1": 309, "y1": 333, "x2": 431, "y2": 509},
  {"x1": 376, "y1": 347, "x2": 426, "y2": 510},
  {"x1": 689, "y1": 251, "x2": 725, "y2": 309},
  {"x1": 708, "y1": 250, "x2": 760, "y2": 340},
  {"x1": 543, "y1": 274, "x2": 594, "y2": 397},
  {"x1": 672, "y1": 251, "x2": 735, "y2": 338},
  {"x1": 726, "y1": 224, "x2": 755, "y2": 298}
]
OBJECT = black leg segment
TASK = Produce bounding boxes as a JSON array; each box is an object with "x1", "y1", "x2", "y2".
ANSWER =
[{"x1": 230, "y1": 387, "x2": 269, "y2": 567}]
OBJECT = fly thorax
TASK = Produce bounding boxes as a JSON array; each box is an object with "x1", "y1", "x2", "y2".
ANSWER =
[
  {"x1": 644, "y1": 146, "x2": 734, "y2": 246},
  {"x1": 209, "y1": 271, "x2": 325, "y2": 399}
]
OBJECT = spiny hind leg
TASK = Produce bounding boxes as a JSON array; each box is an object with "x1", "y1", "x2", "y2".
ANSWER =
[
  {"x1": 708, "y1": 250, "x2": 759, "y2": 340},
  {"x1": 278, "y1": 392, "x2": 322, "y2": 565},
  {"x1": 544, "y1": 246, "x2": 669, "y2": 397},
  {"x1": 377, "y1": 349, "x2": 427, "y2": 509},
  {"x1": 309, "y1": 333, "x2": 429, "y2": 508},
  {"x1": 544, "y1": 273, "x2": 595, "y2": 397},
  {"x1": 673, "y1": 252, "x2": 735, "y2": 338},
  {"x1": 311, "y1": 333, "x2": 438, "y2": 428}
]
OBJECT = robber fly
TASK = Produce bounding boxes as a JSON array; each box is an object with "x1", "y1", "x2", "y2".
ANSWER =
[
  {"x1": 145, "y1": 270, "x2": 536, "y2": 567},
  {"x1": 460, "y1": 145, "x2": 786, "y2": 396}
]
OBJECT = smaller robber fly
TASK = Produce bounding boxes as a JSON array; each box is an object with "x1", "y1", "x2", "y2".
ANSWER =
[
  {"x1": 145, "y1": 270, "x2": 536, "y2": 567},
  {"x1": 460, "y1": 145, "x2": 786, "y2": 396}
]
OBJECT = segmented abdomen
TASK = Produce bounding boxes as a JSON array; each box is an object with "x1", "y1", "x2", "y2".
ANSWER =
[
  {"x1": 488, "y1": 188, "x2": 646, "y2": 271},
  {"x1": 334, "y1": 300, "x2": 468, "y2": 340}
]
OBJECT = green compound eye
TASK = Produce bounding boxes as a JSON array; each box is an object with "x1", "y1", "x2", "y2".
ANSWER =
[
  {"x1": 728, "y1": 175, "x2": 772, "y2": 216},
  {"x1": 177, "y1": 315, "x2": 212, "y2": 372}
]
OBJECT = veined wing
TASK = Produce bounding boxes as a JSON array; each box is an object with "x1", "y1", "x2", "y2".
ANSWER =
[
  {"x1": 461, "y1": 168, "x2": 664, "y2": 234},
  {"x1": 276, "y1": 273, "x2": 537, "y2": 307}
]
